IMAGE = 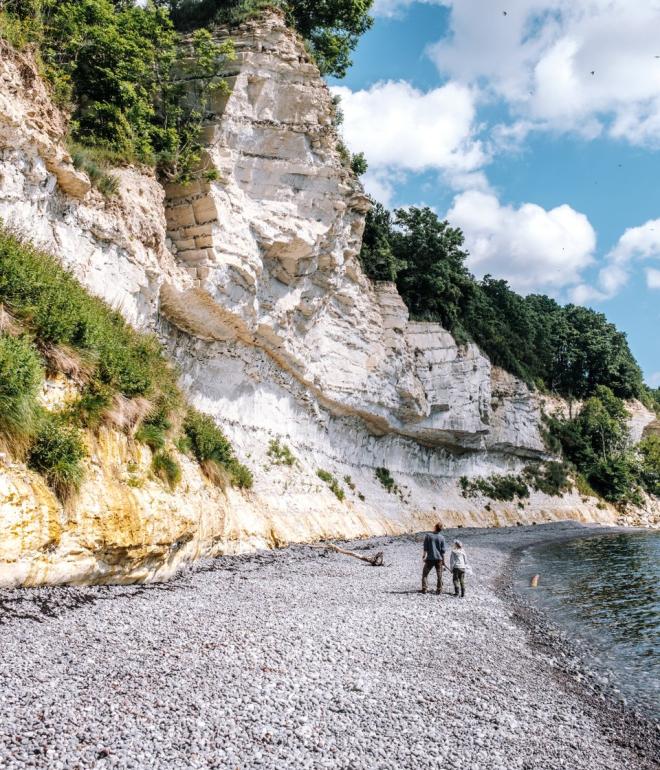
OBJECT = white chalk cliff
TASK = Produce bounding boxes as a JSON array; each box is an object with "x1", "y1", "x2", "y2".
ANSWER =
[{"x1": 0, "y1": 15, "x2": 655, "y2": 586}]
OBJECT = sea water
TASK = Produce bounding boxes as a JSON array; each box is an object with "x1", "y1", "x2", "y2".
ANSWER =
[{"x1": 516, "y1": 532, "x2": 659, "y2": 719}]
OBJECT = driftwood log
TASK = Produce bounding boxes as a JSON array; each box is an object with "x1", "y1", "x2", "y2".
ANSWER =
[{"x1": 313, "y1": 544, "x2": 384, "y2": 566}]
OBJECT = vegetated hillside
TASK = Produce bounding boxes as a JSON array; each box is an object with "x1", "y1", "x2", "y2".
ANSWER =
[
  {"x1": 0, "y1": 228, "x2": 251, "y2": 500},
  {"x1": 0, "y1": 0, "x2": 372, "y2": 183}
]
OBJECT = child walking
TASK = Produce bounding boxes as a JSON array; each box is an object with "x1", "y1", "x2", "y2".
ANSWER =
[{"x1": 450, "y1": 540, "x2": 467, "y2": 598}]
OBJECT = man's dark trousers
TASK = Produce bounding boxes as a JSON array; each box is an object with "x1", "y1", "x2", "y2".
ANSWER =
[{"x1": 422, "y1": 559, "x2": 443, "y2": 593}]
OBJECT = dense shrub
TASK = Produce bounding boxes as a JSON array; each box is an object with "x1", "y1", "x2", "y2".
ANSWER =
[
  {"x1": 547, "y1": 386, "x2": 651, "y2": 505},
  {"x1": 0, "y1": 1, "x2": 234, "y2": 180},
  {"x1": 152, "y1": 450, "x2": 182, "y2": 490},
  {"x1": 184, "y1": 408, "x2": 253, "y2": 489},
  {"x1": 27, "y1": 415, "x2": 86, "y2": 500},
  {"x1": 523, "y1": 462, "x2": 570, "y2": 497},
  {"x1": 375, "y1": 466, "x2": 396, "y2": 493},
  {"x1": 637, "y1": 435, "x2": 659, "y2": 497},
  {"x1": 0, "y1": 333, "x2": 43, "y2": 444}
]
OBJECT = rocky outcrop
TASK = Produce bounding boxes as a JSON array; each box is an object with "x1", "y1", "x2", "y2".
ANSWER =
[
  {"x1": 158, "y1": 12, "x2": 548, "y2": 456},
  {"x1": 0, "y1": 14, "x2": 653, "y2": 586}
]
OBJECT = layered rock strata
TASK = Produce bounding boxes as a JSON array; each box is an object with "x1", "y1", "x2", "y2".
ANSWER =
[{"x1": 1, "y1": 14, "x2": 654, "y2": 586}]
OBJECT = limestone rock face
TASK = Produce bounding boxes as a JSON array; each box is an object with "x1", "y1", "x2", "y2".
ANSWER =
[
  {"x1": 160, "y1": 12, "x2": 547, "y2": 456},
  {"x1": 0, "y1": 16, "x2": 652, "y2": 586}
]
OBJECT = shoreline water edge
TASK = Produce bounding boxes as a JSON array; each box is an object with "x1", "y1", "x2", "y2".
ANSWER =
[{"x1": 0, "y1": 521, "x2": 657, "y2": 769}]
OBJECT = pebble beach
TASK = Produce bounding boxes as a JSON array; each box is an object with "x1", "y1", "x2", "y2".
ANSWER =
[{"x1": 0, "y1": 522, "x2": 657, "y2": 770}]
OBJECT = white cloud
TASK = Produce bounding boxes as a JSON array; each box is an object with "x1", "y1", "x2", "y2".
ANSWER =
[
  {"x1": 331, "y1": 81, "x2": 485, "y2": 174},
  {"x1": 648, "y1": 372, "x2": 660, "y2": 387},
  {"x1": 428, "y1": 0, "x2": 660, "y2": 147},
  {"x1": 446, "y1": 190, "x2": 596, "y2": 293},
  {"x1": 372, "y1": 0, "x2": 445, "y2": 18},
  {"x1": 647, "y1": 268, "x2": 660, "y2": 289},
  {"x1": 570, "y1": 218, "x2": 660, "y2": 302},
  {"x1": 360, "y1": 168, "x2": 399, "y2": 206}
]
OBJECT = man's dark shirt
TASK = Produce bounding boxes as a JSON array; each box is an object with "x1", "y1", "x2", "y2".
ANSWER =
[{"x1": 423, "y1": 532, "x2": 445, "y2": 562}]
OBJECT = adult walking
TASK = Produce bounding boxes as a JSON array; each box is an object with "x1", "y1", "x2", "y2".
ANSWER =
[
  {"x1": 421, "y1": 523, "x2": 446, "y2": 594},
  {"x1": 450, "y1": 539, "x2": 467, "y2": 598}
]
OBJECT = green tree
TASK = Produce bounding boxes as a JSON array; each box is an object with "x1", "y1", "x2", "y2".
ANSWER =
[
  {"x1": 638, "y1": 435, "x2": 660, "y2": 496},
  {"x1": 390, "y1": 207, "x2": 474, "y2": 334},
  {"x1": 359, "y1": 202, "x2": 402, "y2": 282},
  {"x1": 286, "y1": 0, "x2": 373, "y2": 78},
  {"x1": 350, "y1": 151, "x2": 368, "y2": 176},
  {"x1": 356, "y1": 201, "x2": 644, "y2": 400},
  {"x1": 548, "y1": 386, "x2": 642, "y2": 504},
  {"x1": 1, "y1": 0, "x2": 234, "y2": 179},
  {"x1": 40, "y1": 0, "x2": 178, "y2": 161},
  {"x1": 160, "y1": 0, "x2": 374, "y2": 77}
]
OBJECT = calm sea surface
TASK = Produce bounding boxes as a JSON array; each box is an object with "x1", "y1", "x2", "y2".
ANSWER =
[{"x1": 515, "y1": 532, "x2": 659, "y2": 718}]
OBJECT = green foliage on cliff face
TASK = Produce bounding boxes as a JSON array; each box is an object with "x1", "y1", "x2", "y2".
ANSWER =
[
  {"x1": 459, "y1": 473, "x2": 530, "y2": 502},
  {"x1": 641, "y1": 385, "x2": 660, "y2": 415},
  {"x1": 0, "y1": 228, "x2": 252, "y2": 494},
  {"x1": 638, "y1": 435, "x2": 660, "y2": 497},
  {"x1": 316, "y1": 468, "x2": 345, "y2": 500},
  {"x1": 183, "y1": 408, "x2": 253, "y2": 488},
  {"x1": 359, "y1": 202, "x2": 644, "y2": 401},
  {"x1": 547, "y1": 386, "x2": 655, "y2": 505},
  {"x1": 0, "y1": 0, "x2": 234, "y2": 181},
  {"x1": 0, "y1": 333, "x2": 43, "y2": 443},
  {"x1": 152, "y1": 449, "x2": 182, "y2": 490},
  {"x1": 160, "y1": 0, "x2": 373, "y2": 78},
  {"x1": 27, "y1": 414, "x2": 87, "y2": 501}
]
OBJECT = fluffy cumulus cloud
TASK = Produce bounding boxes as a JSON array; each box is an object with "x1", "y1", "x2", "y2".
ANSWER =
[
  {"x1": 331, "y1": 81, "x2": 485, "y2": 175},
  {"x1": 571, "y1": 218, "x2": 660, "y2": 302},
  {"x1": 427, "y1": 0, "x2": 660, "y2": 147},
  {"x1": 446, "y1": 190, "x2": 596, "y2": 293}
]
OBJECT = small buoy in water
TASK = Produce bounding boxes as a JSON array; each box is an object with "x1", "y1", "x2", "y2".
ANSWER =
[{"x1": 530, "y1": 574, "x2": 540, "y2": 588}]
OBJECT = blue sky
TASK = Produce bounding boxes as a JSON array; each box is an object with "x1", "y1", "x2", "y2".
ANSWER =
[{"x1": 328, "y1": 0, "x2": 660, "y2": 385}]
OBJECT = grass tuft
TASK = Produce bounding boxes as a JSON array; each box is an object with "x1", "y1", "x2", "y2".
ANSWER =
[
  {"x1": 152, "y1": 450, "x2": 182, "y2": 490},
  {"x1": 267, "y1": 438, "x2": 296, "y2": 466},
  {"x1": 69, "y1": 143, "x2": 119, "y2": 197},
  {"x1": 27, "y1": 414, "x2": 86, "y2": 501},
  {"x1": 184, "y1": 408, "x2": 253, "y2": 489},
  {"x1": 0, "y1": 333, "x2": 43, "y2": 452},
  {"x1": 316, "y1": 469, "x2": 345, "y2": 501}
]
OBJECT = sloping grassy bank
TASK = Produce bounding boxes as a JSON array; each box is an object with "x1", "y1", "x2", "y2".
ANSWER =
[{"x1": 0, "y1": 227, "x2": 252, "y2": 500}]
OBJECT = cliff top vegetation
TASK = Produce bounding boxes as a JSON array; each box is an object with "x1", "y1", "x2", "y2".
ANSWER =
[
  {"x1": 0, "y1": 0, "x2": 372, "y2": 180},
  {"x1": 360, "y1": 202, "x2": 651, "y2": 406},
  {"x1": 157, "y1": 0, "x2": 374, "y2": 78}
]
